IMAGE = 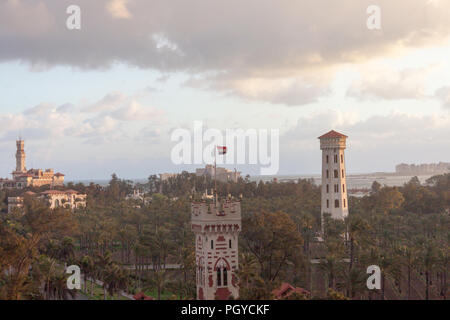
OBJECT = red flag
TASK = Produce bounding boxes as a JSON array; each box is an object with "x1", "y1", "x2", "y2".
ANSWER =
[{"x1": 217, "y1": 146, "x2": 227, "y2": 155}]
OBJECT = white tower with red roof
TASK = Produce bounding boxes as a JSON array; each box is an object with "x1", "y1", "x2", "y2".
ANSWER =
[
  {"x1": 318, "y1": 130, "x2": 349, "y2": 222},
  {"x1": 191, "y1": 199, "x2": 241, "y2": 300}
]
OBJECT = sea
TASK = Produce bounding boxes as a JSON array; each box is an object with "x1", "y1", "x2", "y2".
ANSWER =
[{"x1": 67, "y1": 174, "x2": 435, "y2": 191}]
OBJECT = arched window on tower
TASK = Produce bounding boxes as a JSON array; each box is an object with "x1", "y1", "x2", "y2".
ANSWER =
[
  {"x1": 341, "y1": 154, "x2": 343, "y2": 163},
  {"x1": 216, "y1": 259, "x2": 228, "y2": 288},
  {"x1": 335, "y1": 200, "x2": 339, "y2": 208},
  {"x1": 326, "y1": 184, "x2": 329, "y2": 193},
  {"x1": 223, "y1": 269, "x2": 228, "y2": 286},
  {"x1": 326, "y1": 155, "x2": 329, "y2": 163},
  {"x1": 334, "y1": 170, "x2": 338, "y2": 178},
  {"x1": 326, "y1": 170, "x2": 329, "y2": 178},
  {"x1": 217, "y1": 268, "x2": 222, "y2": 287}
]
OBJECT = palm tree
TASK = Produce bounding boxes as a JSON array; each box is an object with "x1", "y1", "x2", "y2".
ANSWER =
[
  {"x1": 346, "y1": 216, "x2": 370, "y2": 271},
  {"x1": 379, "y1": 253, "x2": 393, "y2": 300},
  {"x1": 80, "y1": 255, "x2": 94, "y2": 294},
  {"x1": 319, "y1": 254, "x2": 341, "y2": 290},
  {"x1": 47, "y1": 272, "x2": 77, "y2": 300},
  {"x1": 95, "y1": 251, "x2": 114, "y2": 300},
  {"x1": 345, "y1": 216, "x2": 370, "y2": 296},
  {"x1": 236, "y1": 253, "x2": 259, "y2": 298},
  {"x1": 104, "y1": 265, "x2": 128, "y2": 299},
  {"x1": 58, "y1": 237, "x2": 75, "y2": 266},
  {"x1": 436, "y1": 247, "x2": 448, "y2": 300},
  {"x1": 420, "y1": 242, "x2": 437, "y2": 300},
  {"x1": 153, "y1": 270, "x2": 167, "y2": 300},
  {"x1": 402, "y1": 245, "x2": 419, "y2": 299}
]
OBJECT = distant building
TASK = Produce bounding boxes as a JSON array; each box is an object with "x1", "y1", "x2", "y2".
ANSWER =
[
  {"x1": 7, "y1": 189, "x2": 86, "y2": 213},
  {"x1": 395, "y1": 162, "x2": 450, "y2": 175},
  {"x1": 191, "y1": 199, "x2": 241, "y2": 300},
  {"x1": 319, "y1": 130, "x2": 349, "y2": 223},
  {"x1": 159, "y1": 173, "x2": 179, "y2": 181},
  {"x1": 195, "y1": 165, "x2": 241, "y2": 183},
  {"x1": 125, "y1": 189, "x2": 151, "y2": 205},
  {"x1": 0, "y1": 139, "x2": 65, "y2": 189}
]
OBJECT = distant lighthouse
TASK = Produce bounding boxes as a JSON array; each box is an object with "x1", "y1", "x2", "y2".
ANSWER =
[{"x1": 318, "y1": 130, "x2": 349, "y2": 225}]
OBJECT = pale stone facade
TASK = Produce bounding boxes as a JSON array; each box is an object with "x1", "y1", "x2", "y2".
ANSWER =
[
  {"x1": 395, "y1": 162, "x2": 450, "y2": 175},
  {"x1": 7, "y1": 190, "x2": 86, "y2": 213},
  {"x1": 0, "y1": 140, "x2": 65, "y2": 189},
  {"x1": 159, "y1": 173, "x2": 179, "y2": 181},
  {"x1": 195, "y1": 165, "x2": 241, "y2": 183},
  {"x1": 191, "y1": 199, "x2": 241, "y2": 300},
  {"x1": 40, "y1": 190, "x2": 86, "y2": 209},
  {"x1": 319, "y1": 130, "x2": 349, "y2": 223},
  {"x1": 7, "y1": 196, "x2": 24, "y2": 213}
]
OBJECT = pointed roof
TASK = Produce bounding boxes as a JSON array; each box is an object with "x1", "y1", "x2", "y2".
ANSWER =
[{"x1": 318, "y1": 130, "x2": 348, "y2": 139}]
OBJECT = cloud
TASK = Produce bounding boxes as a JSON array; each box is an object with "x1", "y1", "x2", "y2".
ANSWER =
[
  {"x1": 107, "y1": 0, "x2": 132, "y2": 19},
  {"x1": 110, "y1": 100, "x2": 164, "y2": 121},
  {"x1": 2, "y1": 1, "x2": 450, "y2": 106},
  {"x1": 0, "y1": 91, "x2": 166, "y2": 143},
  {"x1": 280, "y1": 110, "x2": 450, "y2": 173},
  {"x1": 284, "y1": 110, "x2": 450, "y2": 146},
  {"x1": 83, "y1": 92, "x2": 166, "y2": 122},
  {"x1": 347, "y1": 65, "x2": 436, "y2": 101},
  {"x1": 0, "y1": 0, "x2": 55, "y2": 37},
  {"x1": 23, "y1": 103, "x2": 54, "y2": 115},
  {"x1": 435, "y1": 86, "x2": 450, "y2": 109},
  {"x1": 185, "y1": 74, "x2": 331, "y2": 106},
  {"x1": 57, "y1": 103, "x2": 76, "y2": 113},
  {"x1": 83, "y1": 92, "x2": 127, "y2": 113}
]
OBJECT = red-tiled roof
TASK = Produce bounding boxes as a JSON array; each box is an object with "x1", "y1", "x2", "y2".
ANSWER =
[
  {"x1": 133, "y1": 292, "x2": 154, "y2": 300},
  {"x1": 55, "y1": 173, "x2": 65, "y2": 176},
  {"x1": 40, "y1": 190, "x2": 65, "y2": 195},
  {"x1": 40, "y1": 189, "x2": 78, "y2": 195},
  {"x1": 272, "y1": 282, "x2": 310, "y2": 299},
  {"x1": 318, "y1": 130, "x2": 348, "y2": 139}
]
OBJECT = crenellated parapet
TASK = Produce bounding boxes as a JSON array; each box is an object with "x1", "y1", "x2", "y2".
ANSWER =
[{"x1": 191, "y1": 200, "x2": 241, "y2": 233}]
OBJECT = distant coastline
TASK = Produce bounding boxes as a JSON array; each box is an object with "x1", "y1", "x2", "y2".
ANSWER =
[{"x1": 66, "y1": 172, "x2": 440, "y2": 190}]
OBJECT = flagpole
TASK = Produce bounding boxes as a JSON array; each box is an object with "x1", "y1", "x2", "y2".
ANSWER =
[{"x1": 214, "y1": 145, "x2": 217, "y2": 208}]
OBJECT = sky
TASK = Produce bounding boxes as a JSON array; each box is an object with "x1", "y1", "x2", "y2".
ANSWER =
[{"x1": 0, "y1": 0, "x2": 449, "y2": 180}]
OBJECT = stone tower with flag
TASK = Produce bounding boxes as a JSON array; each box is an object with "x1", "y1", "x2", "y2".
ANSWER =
[
  {"x1": 318, "y1": 130, "x2": 349, "y2": 223},
  {"x1": 191, "y1": 145, "x2": 241, "y2": 300}
]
